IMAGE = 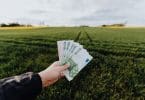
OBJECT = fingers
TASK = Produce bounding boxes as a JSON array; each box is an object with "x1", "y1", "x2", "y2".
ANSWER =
[
  {"x1": 50, "y1": 61, "x2": 70, "y2": 71},
  {"x1": 58, "y1": 64, "x2": 70, "y2": 71},
  {"x1": 51, "y1": 61, "x2": 61, "y2": 67}
]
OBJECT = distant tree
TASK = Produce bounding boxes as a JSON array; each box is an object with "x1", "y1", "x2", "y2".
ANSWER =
[
  {"x1": 0, "y1": 23, "x2": 32, "y2": 27},
  {"x1": 8, "y1": 23, "x2": 21, "y2": 27},
  {"x1": 101, "y1": 23, "x2": 125, "y2": 27},
  {"x1": 0, "y1": 23, "x2": 8, "y2": 27},
  {"x1": 102, "y1": 25, "x2": 107, "y2": 27}
]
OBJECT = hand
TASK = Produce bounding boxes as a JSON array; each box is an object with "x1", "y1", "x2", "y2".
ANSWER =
[{"x1": 38, "y1": 61, "x2": 69, "y2": 88}]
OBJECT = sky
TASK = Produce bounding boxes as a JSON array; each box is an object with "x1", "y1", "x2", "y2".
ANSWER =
[{"x1": 0, "y1": 0, "x2": 145, "y2": 26}]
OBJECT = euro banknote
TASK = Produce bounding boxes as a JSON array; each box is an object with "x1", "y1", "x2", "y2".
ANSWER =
[{"x1": 57, "y1": 40, "x2": 93, "y2": 81}]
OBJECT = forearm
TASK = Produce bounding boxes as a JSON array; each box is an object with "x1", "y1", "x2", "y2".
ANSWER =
[
  {"x1": 0, "y1": 61, "x2": 69, "y2": 100},
  {"x1": 0, "y1": 72, "x2": 42, "y2": 100}
]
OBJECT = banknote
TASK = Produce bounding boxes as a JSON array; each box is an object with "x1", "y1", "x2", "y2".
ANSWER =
[{"x1": 57, "y1": 40, "x2": 93, "y2": 81}]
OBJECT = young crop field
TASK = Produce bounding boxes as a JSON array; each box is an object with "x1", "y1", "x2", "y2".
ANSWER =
[{"x1": 0, "y1": 27, "x2": 145, "y2": 99}]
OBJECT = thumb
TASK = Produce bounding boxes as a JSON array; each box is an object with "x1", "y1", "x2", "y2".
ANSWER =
[
  {"x1": 51, "y1": 61, "x2": 61, "y2": 67},
  {"x1": 58, "y1": 64, "x2": 70, "y2": 71}
]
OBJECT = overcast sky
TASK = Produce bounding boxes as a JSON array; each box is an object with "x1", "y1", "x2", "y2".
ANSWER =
[{"x1": 0, "y1": 0, "x2": 145, "y2": 26}]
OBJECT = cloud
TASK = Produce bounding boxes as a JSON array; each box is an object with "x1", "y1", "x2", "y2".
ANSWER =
[
  {"x1": 0, "y1": 0, "x2": 145, "y2": 26},
  {"x1": 70, "y1": 0, "x2": 145, "y2": 25}
]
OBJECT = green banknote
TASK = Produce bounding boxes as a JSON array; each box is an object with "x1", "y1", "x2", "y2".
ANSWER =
[{"x1": 57, "y1": 40, "x2": 93, "y2": 81}]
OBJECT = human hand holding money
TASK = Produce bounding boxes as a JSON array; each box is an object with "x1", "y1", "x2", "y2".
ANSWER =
[
  {"x1": 57, "y1": 40, "x2": 93, "y2": 81},
  {"x1": 39, "y1": 61, "x2": 69, "y2": 87}
]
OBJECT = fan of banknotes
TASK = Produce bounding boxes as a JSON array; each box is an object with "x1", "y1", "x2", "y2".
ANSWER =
[{"x1": 57, "y1": 40, "x2": 93, "y2": 81}]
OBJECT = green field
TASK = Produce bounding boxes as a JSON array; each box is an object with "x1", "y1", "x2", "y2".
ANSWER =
[{"x1": 0, "y1": 27, "x2": 145, "y2": 99}]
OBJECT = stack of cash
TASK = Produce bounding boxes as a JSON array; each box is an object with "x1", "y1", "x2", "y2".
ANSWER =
[{"x1": 57, "y1": 40, "x2": 93, "y2": 81}]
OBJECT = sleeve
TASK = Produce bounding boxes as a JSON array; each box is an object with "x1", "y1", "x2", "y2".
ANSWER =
[{"x1": 0, "y1": 72, "x2": 42, "y2": 100}]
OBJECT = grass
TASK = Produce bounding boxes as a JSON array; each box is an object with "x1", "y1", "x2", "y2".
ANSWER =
[{"x1": 0, "y1": 27, "x2": 145, "y2": 99}]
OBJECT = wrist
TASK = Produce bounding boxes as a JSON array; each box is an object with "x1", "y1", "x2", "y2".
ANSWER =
[{"x1": 38, "y1": 71, "x2": 49, "y2": 88}]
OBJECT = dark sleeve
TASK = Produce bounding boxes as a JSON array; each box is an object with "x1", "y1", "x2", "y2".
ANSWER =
[{"x1": 0, "y1": 72, "x2": 42, "y2": 100}]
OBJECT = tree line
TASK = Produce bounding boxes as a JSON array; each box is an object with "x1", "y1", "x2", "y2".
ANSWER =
[{"x1": 0, "y1": 23, "x2": 32, "y2": 27}]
